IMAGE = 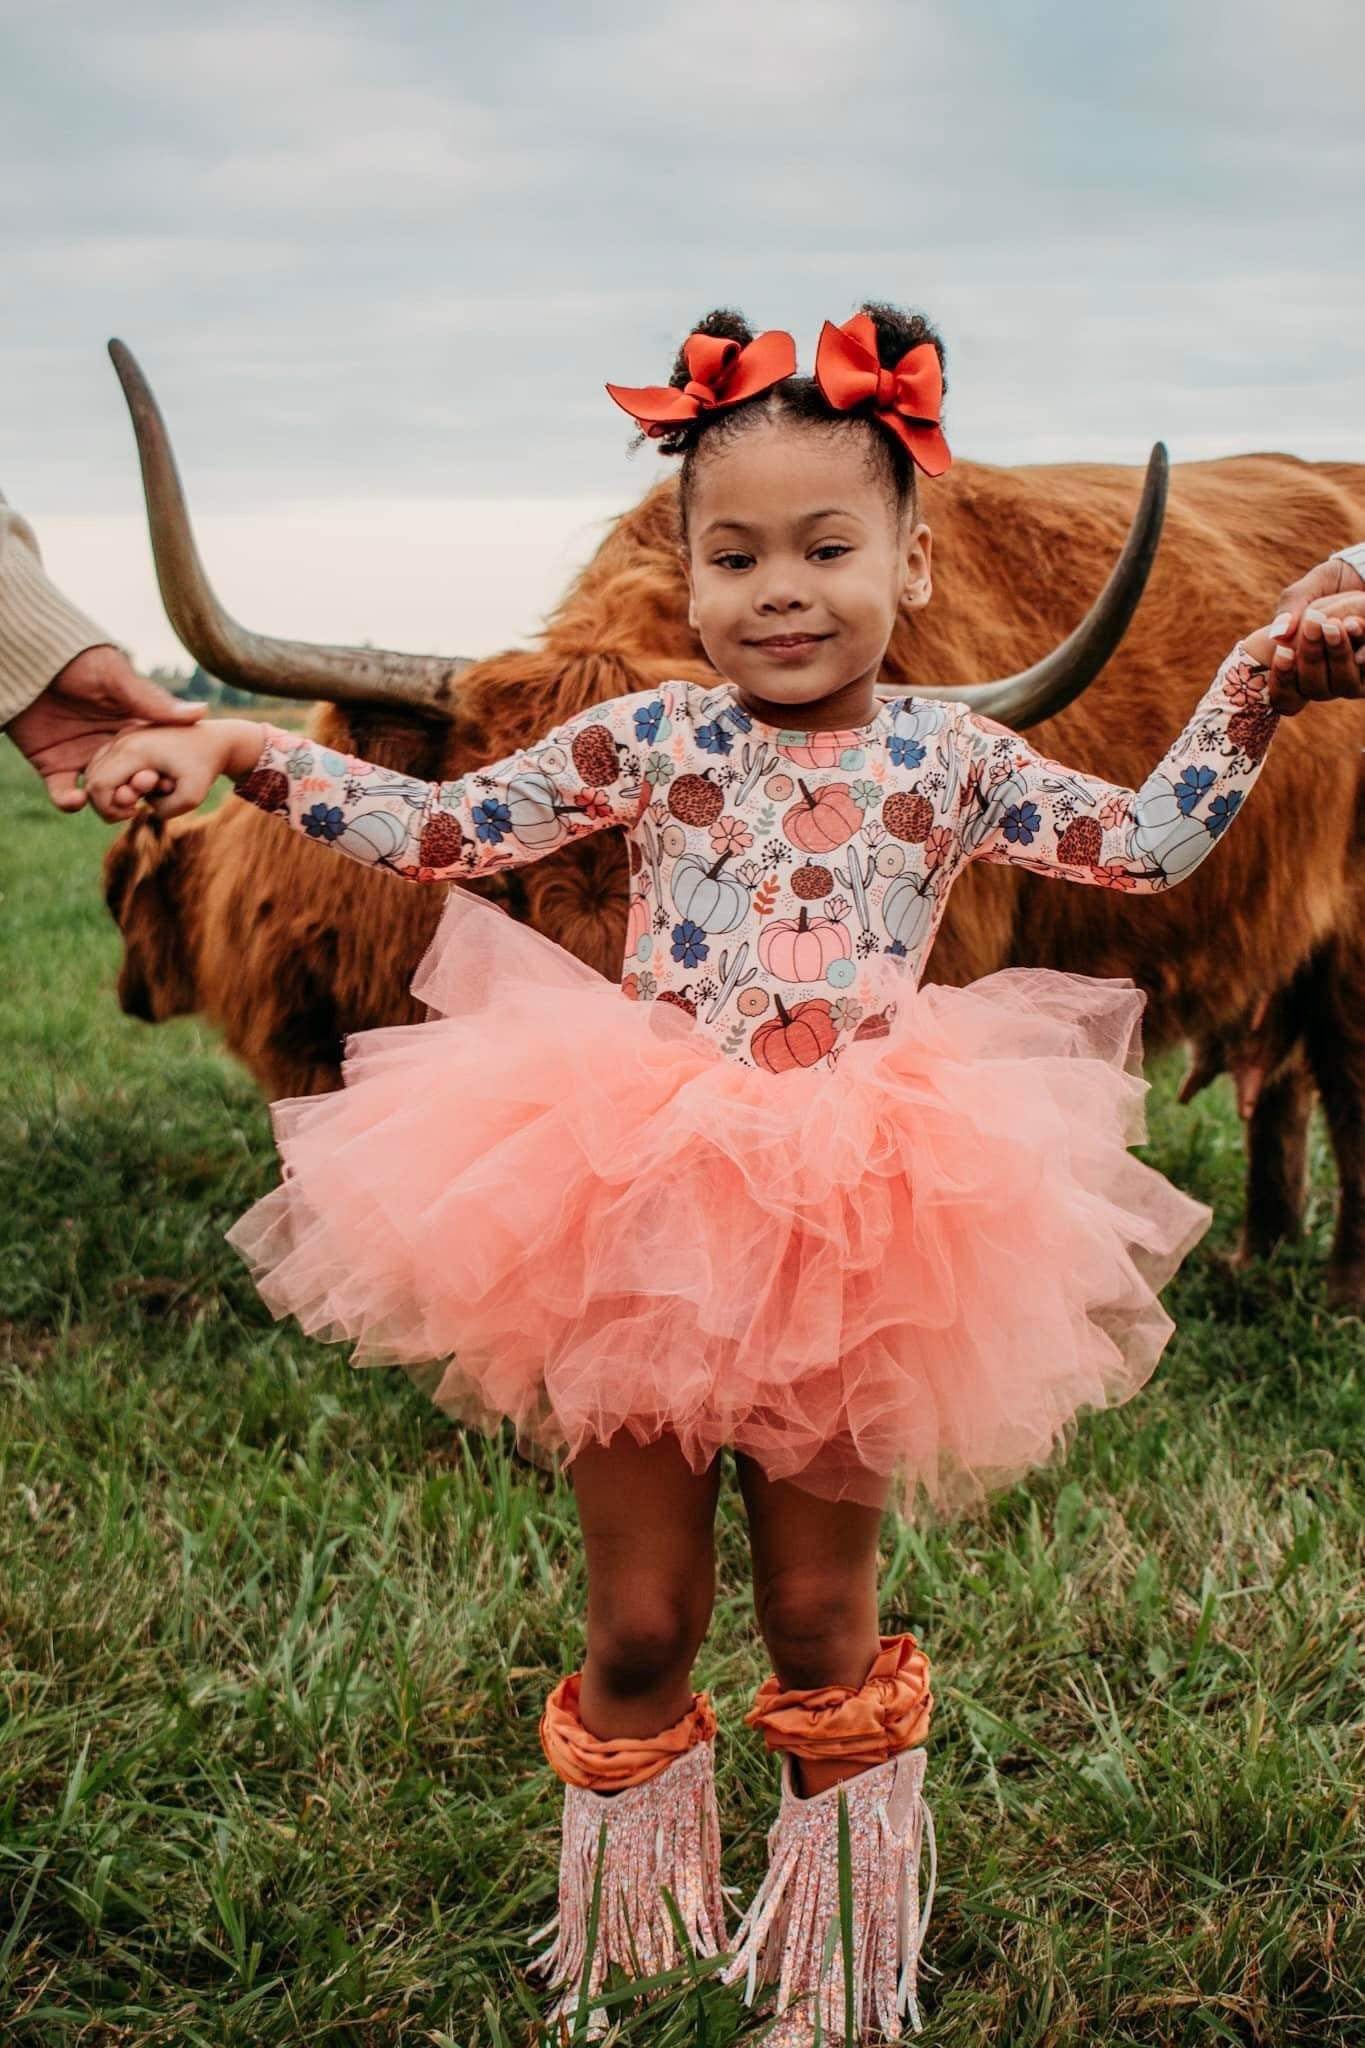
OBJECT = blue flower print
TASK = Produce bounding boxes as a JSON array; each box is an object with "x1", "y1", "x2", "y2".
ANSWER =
[
  {"x1": 1001, "y1": 800, "x2": 1042, "y2": 845},
  {"x1": 303, "y1": 803, "x2": 346, "y2": 840},
  {"x1": 1206, "y1": 788, "x2": 1243, "y2": 838},
  {"x1": 695, "y1": 720, "x2": 736, "y2": 756},
  {"x1": 670, "y1": 919, "x2": 710, "y2": 968},
  {"x1": 473, "y1": 797, "x2": 512, "y2": 843},
  {"x1": 1176, "y1": 764, "x2": 1216, "y2": 815},
  {"x1": 888, "y1": 734, "x2": 926, "y2": 769},
  {"x1": 634, "y1": 699, "x2": 665, "y2": 744}
]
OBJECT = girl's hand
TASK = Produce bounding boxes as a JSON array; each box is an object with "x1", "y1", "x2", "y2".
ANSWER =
[
  {"x1": 82, "y1": 718, "x2": 267, "y2": 822},
  {"x1": 1244, "y1": 594, "x2": 1365, "y2": 715}
]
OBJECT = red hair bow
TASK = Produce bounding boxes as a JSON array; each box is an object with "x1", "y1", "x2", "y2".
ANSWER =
[
  {"x1": 606, "y1": 328, "x2": 797, "y2": 438},
  {"x1": 814, "y1": 313, "x2": 951, "y2": 477}
]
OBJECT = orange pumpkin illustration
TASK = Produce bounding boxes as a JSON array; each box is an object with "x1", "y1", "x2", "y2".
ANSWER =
[
  {"x1": 791, "y1": 862, "x2": 833, "y2": 900},
  {"x1": 758, "y1": 906, "x2": 852, "y2": 984},
  {"x1": 782, "y1": 779, "x2": 862, "y2": 853},
  {"x1": 777, "y1": 729, "x2": 866, "y2": 770},
  {"x1": 625, "y1": 893, "x2": 651, "y2": 958},
  {"x1": 668, "y1": 772, "x2": 725, "y2": 828},
  {"x1": 750, "y1": 996, "x2": 838, "y2": 1072}
]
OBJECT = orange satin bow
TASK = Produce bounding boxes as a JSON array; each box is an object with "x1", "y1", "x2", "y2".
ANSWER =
[
  {"x1": 606, "y1": 328, "x2": 797, "y2": 438},
  {"x1": 744, "y1": 1632, "x2": 934, "y2": 1764},
  {"x1": 540, "y1": 1672, "x2": 718, "y2": 1789},
  {"x1": 814, "y1": 313, "x2": 951, "y2": 477}
]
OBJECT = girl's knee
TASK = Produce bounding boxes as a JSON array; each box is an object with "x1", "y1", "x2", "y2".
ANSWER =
[
  {"x1": 588, "y1": 1580, "x2": 712, "y2": 1700},
  {"x1": 755, "y1": 1565, "x2": 877, "y2": 1689}
]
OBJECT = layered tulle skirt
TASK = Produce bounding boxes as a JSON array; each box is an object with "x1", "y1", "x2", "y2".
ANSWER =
[{"x1": 226, "y1": 886, "x2": 1212, "y2": 1516}]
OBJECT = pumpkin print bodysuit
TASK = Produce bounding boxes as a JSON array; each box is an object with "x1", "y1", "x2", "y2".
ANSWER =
[{"x1": 235, "y1": 640, "x2": 1278, "y2": 1073}]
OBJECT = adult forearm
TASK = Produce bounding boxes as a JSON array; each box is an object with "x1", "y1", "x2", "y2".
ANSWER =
[{"x1": 0, "y1": 504, "x2": 116, "y2": 728}]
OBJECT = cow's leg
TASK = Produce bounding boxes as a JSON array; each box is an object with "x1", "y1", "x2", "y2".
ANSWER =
[
  {"x1": 1237, "y1": 1054, "x2": 1316, "y2": 1263},
  {"x1": 1302, "y1": 939, "x2": 1365, "y2": 1310}
]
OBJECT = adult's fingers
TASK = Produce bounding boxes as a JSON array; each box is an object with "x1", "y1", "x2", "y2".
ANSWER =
[
  {"x1": 41, "y1": 768, "x2": 90, "y2": 812},
  {"x1": 100, "y1": 672, "x2": 209, "y2": 725},
  {"x1": 1297, "y1": 607, "x2": 1364, "y2": 702},
  {"x1": 1282, "y1": 610, "x2": 1332, "y2": 704}
]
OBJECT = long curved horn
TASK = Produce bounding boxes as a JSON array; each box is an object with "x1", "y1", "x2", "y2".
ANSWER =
[
  {"x1": 882, "y1": 442, "x2": 1168, "y2": 729},
  {"x1": 108, "y1": 340, "x2": 472, "y2": 712}
]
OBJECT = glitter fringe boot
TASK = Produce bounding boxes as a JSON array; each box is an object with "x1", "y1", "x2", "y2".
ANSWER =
[
  {"x1": 722, "y1": 1746, "x2": 937, "y2": 2044},
  {"x1": 529, "y1": 1737, "x2": 729, "y2": 2037}
]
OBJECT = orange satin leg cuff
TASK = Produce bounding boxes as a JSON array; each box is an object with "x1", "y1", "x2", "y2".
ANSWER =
[
  {"x1": 540, "y1": 1672, "x2": 718, "y2": 1791},
  {"x1": 744, "y1": 1632, "x2": 933, "y2": 1766}
]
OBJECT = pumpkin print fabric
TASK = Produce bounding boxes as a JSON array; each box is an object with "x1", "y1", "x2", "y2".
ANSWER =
[
  {"x1": 225, "y1": 642, "x2": 1276, "y2": 1515},
  {"x1": 235, "y1": 641, "x2": 1278, "y2": 1072}
]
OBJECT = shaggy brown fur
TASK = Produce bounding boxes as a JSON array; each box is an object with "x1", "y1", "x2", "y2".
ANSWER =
[{"x1": 103, "y1": 454, "x2": 1365, "y2": 1301}]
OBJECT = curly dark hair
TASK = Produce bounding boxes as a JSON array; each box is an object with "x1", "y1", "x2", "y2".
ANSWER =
[{"x1": 624, "y1": 301, "x2": 948, "y2": 547}]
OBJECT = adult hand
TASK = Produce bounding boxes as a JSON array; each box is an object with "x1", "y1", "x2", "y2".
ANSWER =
[
  {"x1": 1244, "y1": 593, "x2": 1365, "y2": 711},
  {"x1": 6, "y1": 644, "x2": 207, "y2": 810},
  {"x1": 1264, "y1": 554, "x2": 1365, "y2": 715}
]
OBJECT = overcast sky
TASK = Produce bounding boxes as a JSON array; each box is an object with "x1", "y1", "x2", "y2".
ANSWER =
[{"x1": 3, "y1": 0, "x2": 1362, "y2": 671}]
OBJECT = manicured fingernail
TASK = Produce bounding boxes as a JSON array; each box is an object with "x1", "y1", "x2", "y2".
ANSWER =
[
  {"x1": 1269, "y1": 611, "x2": 1293, "y2": 637},
  {"x1": 1274, "y1": 646, "x2": 1295, "y2": 667},
  {"x1": 1303, "y1": 608, "x2": 1325, "y2": 631},
  {"x1": 1325, "y1": 621, "x2": 1343, "y2": 643},
  {"x1": 1346, "y1": 616, "x2": 1363, "y2": 636}
]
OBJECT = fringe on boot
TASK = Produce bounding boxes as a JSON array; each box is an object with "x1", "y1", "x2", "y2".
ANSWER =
[
  {"x1": 722, "y1": 1745, "x2": 936, "y2": 2045},
  {"x1": 530, "y1": 1736, "x2": 729, "y2": 2038}
]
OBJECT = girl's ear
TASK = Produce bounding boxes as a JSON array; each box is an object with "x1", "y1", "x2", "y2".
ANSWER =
[{"x1": 899, "y1": 520, "x2": 933, "y2": 614}]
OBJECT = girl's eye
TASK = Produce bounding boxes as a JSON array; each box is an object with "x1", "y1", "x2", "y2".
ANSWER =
[{"x1": 712, "y1": 545, "x2": 851, "y2": 571}]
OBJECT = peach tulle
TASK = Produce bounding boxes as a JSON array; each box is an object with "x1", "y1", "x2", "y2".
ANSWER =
[
  {"x1": 745, "y1": 1634, "x2": 934, "y2": 1764},
  {"x1": 540, "y1": 1674, "x2": 717, "y2": 1789},
  {"x1": 225, "y1": 884, "x2": 1212, "y2": 1517}
]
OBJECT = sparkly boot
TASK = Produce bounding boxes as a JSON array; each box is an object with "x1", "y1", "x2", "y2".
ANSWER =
[
  {"x1": 530, "y1": 1684, "x2": 728, "y2": 2039},
  {"x1": 723, "y1": 1744, "x2": 936, "y2": 2044}
]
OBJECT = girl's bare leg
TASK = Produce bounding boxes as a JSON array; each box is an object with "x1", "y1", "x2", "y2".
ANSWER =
[
  {"x1": 569, "y1": 1432, "x2": 722, "y2": 1740},
  {"x1": 736, "y1": 1455, "x2": 888, "y2": 1796}
]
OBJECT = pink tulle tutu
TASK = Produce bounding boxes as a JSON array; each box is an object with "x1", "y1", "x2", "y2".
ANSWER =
[{"x1": 226, "y1": 887, "x2": 1211, "y2": 1515}]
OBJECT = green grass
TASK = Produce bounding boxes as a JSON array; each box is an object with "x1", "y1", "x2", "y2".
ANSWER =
[{"x1": 1, "y1": 740, "x2": 1362, "y2": 2045}]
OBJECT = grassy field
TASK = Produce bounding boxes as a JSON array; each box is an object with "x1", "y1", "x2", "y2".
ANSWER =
[{"x1": 1, "y1": 737, "x2": 1362, "y2": 2046}]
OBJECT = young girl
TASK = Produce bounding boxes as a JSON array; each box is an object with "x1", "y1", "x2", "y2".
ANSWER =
[{"x1": 85, "y1": 304, "x2": 1365, "y2": 2045}]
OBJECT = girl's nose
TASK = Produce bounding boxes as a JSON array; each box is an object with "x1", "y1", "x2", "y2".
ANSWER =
[{"x1": 755, "y1": 589, "x2": 812, "y2": 616}]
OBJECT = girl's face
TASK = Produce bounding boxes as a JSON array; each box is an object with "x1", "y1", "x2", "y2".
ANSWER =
[{"x1": 680, "y1": 418, "x2": 932, "y2": 729}]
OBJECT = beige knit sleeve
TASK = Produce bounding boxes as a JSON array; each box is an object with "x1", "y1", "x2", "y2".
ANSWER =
[{"x1": 0, "y1": 493, "x2": 117, "y2": 728}]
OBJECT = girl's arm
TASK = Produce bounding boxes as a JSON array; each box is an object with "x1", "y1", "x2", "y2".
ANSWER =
[
  {"x1": 955, "y1": 642, "x2": 1280, "y2": 891},
  {"x1": 231, "y1": 689, "x2": 667, "y2": 881}
]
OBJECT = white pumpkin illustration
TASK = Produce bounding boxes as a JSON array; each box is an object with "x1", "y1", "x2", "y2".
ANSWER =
[
  {"x1": 506, "y1": 768, "x2": 573, "y2": 849},
  {"x1": 337, "y1": 808, "x2": 410, "y2": 864},
  {"x1": 886, "y1": 699, "x2": 949, "y2": 747},
  {"x1": 669, "y1": 851, "x2": 750, "y2": 934},
  {"x1": 1131, "y1": 774, "x2": 1213, "y2": 882},
  {"x1": 960, "y1": 768, "x2": 1030, "y2": 856},
  {"x1": 881, "y1": 872, "x2": 935, "y2": 952}
]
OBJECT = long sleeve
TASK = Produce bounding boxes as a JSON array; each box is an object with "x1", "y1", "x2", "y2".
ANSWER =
[
  {"x1": 956, "y1": 641, "x2": 1280, "y2": 891},
  {"x1": 232, "y1": 687, "x2": 666, "y2": 880},
  {"x1": 0, "y1": 494, "x2": 116, "y2": 727}
]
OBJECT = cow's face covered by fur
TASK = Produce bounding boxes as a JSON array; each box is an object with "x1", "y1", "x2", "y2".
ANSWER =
[{"x1": 103, "y1": 811, "x2": 205, "y2": 1024}]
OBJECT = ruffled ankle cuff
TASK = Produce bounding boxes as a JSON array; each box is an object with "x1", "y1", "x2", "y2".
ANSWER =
[
  {"x1": 540, "y1": 1670, "x2": 718, "y2": 1789},
  {"x1": 744, "y1": 1631, "x2": 933, "y2": 1767}
]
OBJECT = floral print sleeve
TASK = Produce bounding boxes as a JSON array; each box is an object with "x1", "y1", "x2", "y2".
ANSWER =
[
  {"x1": 232, "y1": 690, "x2": 660, "y2": 880},
  {"x1": 956, "y1": 642, "x2": 1279, "y2": 890}
]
